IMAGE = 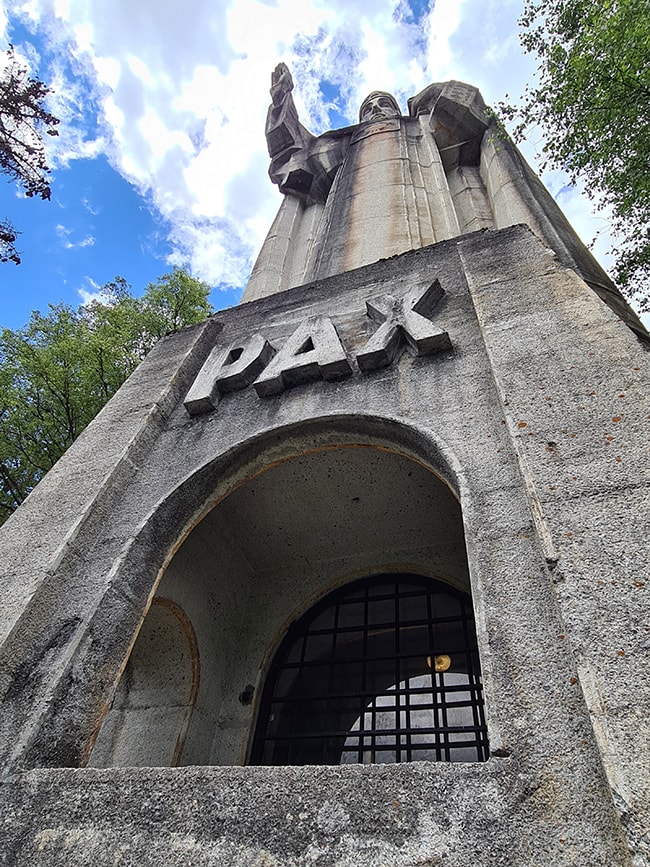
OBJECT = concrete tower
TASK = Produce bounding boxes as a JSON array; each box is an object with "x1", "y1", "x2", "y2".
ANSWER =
[{"x1": 0, "y1": 70, "x2": 648, "y2": 866}]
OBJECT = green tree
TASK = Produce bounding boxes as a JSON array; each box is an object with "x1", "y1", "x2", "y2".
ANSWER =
[
  {"x1": 0, "y1": 45, "x2": 59, "y2": 194},
  {"x1": 0, "y1": 268, "x2": 212, "y2": 524},
  {"x1": 501, "y1": 0, "x2": 650, "y2": 305},
  {"x1": 0, "y1": 217, "x2": 20, "y2": 265},
  {"x1": 0, "y1": 45, "x2": 60, "y2": 264}
]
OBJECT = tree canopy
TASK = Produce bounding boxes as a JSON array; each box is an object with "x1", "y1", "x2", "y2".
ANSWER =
[
  {"x1": 0, "y1": 44, "x2": 59, "y2": 264},
  {"x1": 0, "y1": 268, "x2": 212, "y2": 524},
  {"x1": 501, "y1": 0, "x2": 650, "y2": 306}
]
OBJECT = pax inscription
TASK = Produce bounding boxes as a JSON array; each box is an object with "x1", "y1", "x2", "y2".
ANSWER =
[{"x1": 184, "y1": 280, "x2": 451, "y2": 416}]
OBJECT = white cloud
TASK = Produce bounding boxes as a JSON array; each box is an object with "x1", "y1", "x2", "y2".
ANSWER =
[
  {"x1": 4, "y1": 0, "x2": 632, "y2": 315},
  {"x1": 9, "y1": 0, "x2": 466, "y2": 292},
  {"x1": 77, "y1": 275, "x2": 103, "y2": 305},
  {"x1": 424, "y1": 0, "x2": 468, "y2": 80},
  {"x1": 55, "y1": 223, "x2": 95, "y2": 250},
  {"x1": 0, "y1": 6, "x2": 8, "y2": 41},
  {"x1": 82, "y1": 196, "x2": 99, "y2": 215}
]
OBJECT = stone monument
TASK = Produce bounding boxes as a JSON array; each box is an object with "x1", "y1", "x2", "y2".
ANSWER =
[{"x1": 0, "y1": 66, "x2": 648, "y2": 866}]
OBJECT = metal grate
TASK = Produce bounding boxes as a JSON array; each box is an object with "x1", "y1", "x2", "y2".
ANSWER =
[{"x1": 250, "y1": 574, "x2": 489, "y2": 766}]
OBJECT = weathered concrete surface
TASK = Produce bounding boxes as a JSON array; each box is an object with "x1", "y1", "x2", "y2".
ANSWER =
[
  {"x1": 88, "y1": 598, "x2": 198, "y2": 768},
  {"x1": 0, "y1": 226, "x2": 648, "y2": 865},
  {"x1": 0, "y1": 762, "x2": 630, "y2": 866}
]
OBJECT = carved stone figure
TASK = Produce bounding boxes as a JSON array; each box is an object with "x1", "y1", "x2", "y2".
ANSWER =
[
  {"x1": 243, "y1": 64, "x2": 640, "y2": 339},
  {"x1": 245, "y1": 65, "x2": 469, "y2": 300}
]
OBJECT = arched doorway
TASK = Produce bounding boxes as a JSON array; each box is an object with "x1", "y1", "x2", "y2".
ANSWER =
[{"x1": 90, "y1": 429, "x2": 485, "y2": 767}]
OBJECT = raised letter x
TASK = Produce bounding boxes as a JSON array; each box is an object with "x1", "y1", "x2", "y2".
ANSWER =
[{"x1": 356, "y1": 280, "x2": 451, "y2": 372}]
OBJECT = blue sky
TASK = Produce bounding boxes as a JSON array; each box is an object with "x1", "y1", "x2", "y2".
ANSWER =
[{"x1": 0, "y1": 0, "x2": 637, "y2": 331}]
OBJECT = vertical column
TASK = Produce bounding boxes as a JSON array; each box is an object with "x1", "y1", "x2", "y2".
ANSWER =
[{"x1": 243, "y1": 195, "x2": 304, "y2": 302}]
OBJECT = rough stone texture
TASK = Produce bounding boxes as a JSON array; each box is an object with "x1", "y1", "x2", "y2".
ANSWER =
[
  {"x1": 0, "y1": 316, "x2": 221, "y2": 650},
  {"x1": 0, "y1": 763, "x2": 630, "y2": 866},
  {"x1": 0, "y1": 226, "x2": 648, "y2": 865}
]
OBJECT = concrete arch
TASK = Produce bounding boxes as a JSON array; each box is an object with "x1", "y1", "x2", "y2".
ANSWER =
[
  {"x1": 159, "y1": 412, "x2": 466, "y2": 556},
  {"x1": 36, "y1": 414, "x2": 480, "y2": 769},
  {"x1": 83, "y1": 414, "x2": 479, "y2": 767}
]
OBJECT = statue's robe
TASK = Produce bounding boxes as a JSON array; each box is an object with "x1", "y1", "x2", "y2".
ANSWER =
[{"x1": 243, "y1": 81, "x2": 641, "y2": 337}]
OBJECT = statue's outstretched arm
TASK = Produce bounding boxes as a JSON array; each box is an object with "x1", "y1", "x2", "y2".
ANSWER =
[
  {"x1": 266, "y1": 63, "x2": 345, "y2": 201},
  {"x1": 270, "y1": 63, "x2": 293, "y2": 109},
  {"x1": 266, "y1": 63, "x2": 314, "y2": 158}
]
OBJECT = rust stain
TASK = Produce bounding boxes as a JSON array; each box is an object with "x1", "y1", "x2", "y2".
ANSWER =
[
  {"x1": 153, "y1": 597, "x2": 201, "y2": 707},
  {"x1": 150, "y1": 598, "x2": 201, "y2": 768}
]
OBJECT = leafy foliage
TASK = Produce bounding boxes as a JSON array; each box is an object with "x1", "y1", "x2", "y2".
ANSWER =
[
  {"x1": 0, "y1": 217, "x2": 19, "y2": 264},
  {"x1": 500, "y1": 0, "x2": 650, "y2": 305},
  {"x1": 0, "y1": 44, "x2": 59, "y2": 264},
  {"x1": 0, "y1": 269, "x2": 212, "y2": 524}
]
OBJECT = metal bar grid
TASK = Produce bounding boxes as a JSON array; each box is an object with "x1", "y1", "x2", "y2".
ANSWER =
[{"x1": 251, "y1": 574, "x2": 488, "y2": 766}]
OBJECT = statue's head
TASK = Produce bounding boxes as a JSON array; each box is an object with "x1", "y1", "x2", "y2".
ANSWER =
[{"x1": 359, "y1": 91, "x2": 401, "y2": 123}]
